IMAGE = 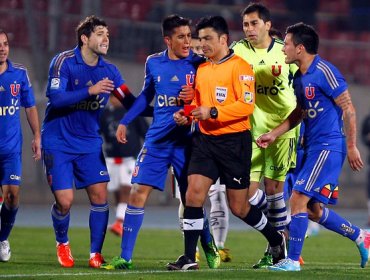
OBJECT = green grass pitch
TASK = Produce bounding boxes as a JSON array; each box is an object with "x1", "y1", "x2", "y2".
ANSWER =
[{"x1": 0, "y1": 227, "x2": 368, "y2": 279}]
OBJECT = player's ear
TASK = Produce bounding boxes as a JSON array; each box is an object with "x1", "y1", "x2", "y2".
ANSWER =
[
  {"x1": 265, "y1": 20, "x2": 272, "y2": 31},
  {"x1": 220, "y1": 34, "x2": 228, "y2": 46},
  {"x1": 164, "y1": 36, "x2": 171, "y2": 46},
  {"x1": 81, "y1": 34, "x2": 88, "y2": 45}
]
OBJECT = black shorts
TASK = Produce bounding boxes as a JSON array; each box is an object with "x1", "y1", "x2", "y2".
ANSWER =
[{"x1": 187, "y1": 130, "x2": 252, "y2": 189}]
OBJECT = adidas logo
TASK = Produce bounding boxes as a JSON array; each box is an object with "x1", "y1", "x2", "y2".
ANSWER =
[
  {"x1": 85, "y1": 80, "x2": 93, "y2": 86},
  {"x1": 258, "y1": 60, "x2": 265, "y2": 65},
  {"x1": 0, "y1": 85, "x2": 5, "y2": 92},
  {"x1": 170, "y1": 75, "x2": 179, "y2": 82}
]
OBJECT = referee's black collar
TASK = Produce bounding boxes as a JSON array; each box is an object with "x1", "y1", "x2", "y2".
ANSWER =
[{"x1": 215, "y1": 49, "x2": 235, "y2": 64}]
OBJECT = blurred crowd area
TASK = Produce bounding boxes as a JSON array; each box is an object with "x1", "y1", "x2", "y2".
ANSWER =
[{"x1": 1, "y1": 0, "x2": 370, "y2": 88}]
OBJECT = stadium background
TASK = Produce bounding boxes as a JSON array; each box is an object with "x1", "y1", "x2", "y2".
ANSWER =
[{"x1": 2, "y1": 0, "x2": 370, "y2": 208}]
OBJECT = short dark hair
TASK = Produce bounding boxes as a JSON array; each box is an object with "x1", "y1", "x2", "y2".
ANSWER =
[
  {"x1": 195, "y1": 16, "x2": 229, "y2": 37},
  {"x1": 286, "y1": 22, "x2": 319, "y2": 54},
  {"x1": 241, "y1": 2, "x2": 271, "y2": 22},
  {"x1": 269, "y1": 27, "x2": 283, "y2": 40},
  {"x1": 76, "y1": 15, "x2": 107, "y2": 47},
  {"x1": 191, "y1": 32, "x2": 199, "y2": 40},
  {"x1": 0, "y1": 29, "x2": 9, "y2": 42},
  {"x1": 161, "y1": 15, "x2": 191, "y2": 37}
]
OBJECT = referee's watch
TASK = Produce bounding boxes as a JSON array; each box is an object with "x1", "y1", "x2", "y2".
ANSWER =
[{"x1": 210, "y1": 106, "x2": 218, "y2": 119}]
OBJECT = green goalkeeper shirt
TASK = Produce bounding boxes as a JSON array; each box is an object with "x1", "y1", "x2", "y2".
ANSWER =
[{"x1": 231, "y1": 38, "x2": 298, "y2": 139}]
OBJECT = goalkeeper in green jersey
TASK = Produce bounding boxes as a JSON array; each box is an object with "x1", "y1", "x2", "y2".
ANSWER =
[{"x1": 231, "y1": 2, "x2": 298, "y2": 269}]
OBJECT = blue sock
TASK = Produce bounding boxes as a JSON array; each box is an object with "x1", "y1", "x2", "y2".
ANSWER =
[
  {"x1": 121, "y1": 205, "x2": 144, "y2": 261},
  {"x1": 200, "y1": 208, "x2": 212, "y2": 247},
  {"x1": 51, "y1": 203, "x2": 70, "y2": 244},
  {"x1": 288, "y1": 213, "x2": 308, "y2": 261},
  {"x1": 89, "y1": 202, "x2": 109, "y2": 253},
  {"x1": 319, "y1": 207, "x2": 361, "y2": 241},
  {"x1": 0, "y1": 204, "x2": 18, "y2": 241}
]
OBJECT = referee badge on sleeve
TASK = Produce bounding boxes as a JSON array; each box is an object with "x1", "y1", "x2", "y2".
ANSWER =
[{"x1": 244, "y1": 91, "x2": 253, "y2": 104}]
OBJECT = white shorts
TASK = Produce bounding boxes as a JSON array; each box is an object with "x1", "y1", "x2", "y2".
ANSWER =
[{"x1": 106, "y1": 157, "x2": 136, "y2": 192}]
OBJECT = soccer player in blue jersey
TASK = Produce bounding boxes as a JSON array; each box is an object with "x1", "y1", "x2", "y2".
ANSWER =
[
  {"x1": 101, "y1": 15, "x2": 219, "y2": 270},
  {"x1": 41, "y1": 15, "x2": 147, "y2": 269},
  {"x1": 257, "y1": 22, "x2": 370, "y2": 271},
  {"x1": 0, "y1": 30, "x2": 41, "y2": 262}
]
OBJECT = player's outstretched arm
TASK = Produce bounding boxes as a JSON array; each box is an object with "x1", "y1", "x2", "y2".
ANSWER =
[
  {"x1": 335, "y1": 90, "x2": 363, "y2": 171},
  {"x1": 25, "y1": 106, "x2": 41, "y2": 161},
  {"x1": 112, "y1": 84, "x2": 154, "y2": 117},
  {"x1": 256, "y1": 106, "x2": 303, "y2": 148}
]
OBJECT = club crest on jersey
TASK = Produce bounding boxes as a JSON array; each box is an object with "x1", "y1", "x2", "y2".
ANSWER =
[
  {"x1": 215, "y1": 87, "x2": 227, "y2": 103},
  {"x1": 305, "y1": 86, "x2": 315, "y2": 99},
  {"x1": 10, "y1": 83, "x2": 20, "y2": 96},
  {"x1": 244, "y1": 91, "x2": 253, "y2": 104},
  {"x1": 186, "y1": 73, "x2": 195, "y2": 86},
  {"x1": 272, "y1": 65, "x2": 282, "y2": 77}
]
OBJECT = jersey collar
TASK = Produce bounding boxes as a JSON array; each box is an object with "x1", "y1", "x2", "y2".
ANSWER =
[
  {"x1": 4, "y1": 59, "x2": 14, "y2": 72},
  {"x1": 215, "y1": 49, "x2": 235, "y2": 64},
  {"x1": 74, "y1": 46, "x2": 105, "y2": 67},
  {"x1": 306, "y1": 55, "x2": 320, "y2": 74},
  {"x1": 243, "y1": 37, "x2": 275, "y2": 53}
]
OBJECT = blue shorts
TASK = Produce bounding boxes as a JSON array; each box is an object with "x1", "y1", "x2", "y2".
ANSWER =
[
  {"x1": 283, "y1": 148, "x2": 305, "y2": 200},
  {"x1": 42, "y1": 149, "x2": 109, "y2": 192},
  {"x1": 132, "y1": 144, "x2": 190, "y2": 193},
  {"x1": 293, "y1": 150, "x2": 344, "y2": 205},
  {"x1": 0, "y1": 153, "x2": 22, "y2": 186}
]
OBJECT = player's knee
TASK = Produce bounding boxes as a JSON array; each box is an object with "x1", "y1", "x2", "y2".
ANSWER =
[
  {"x1": 307, "y1": 204, "x2": 322, "y2": 222},
  {"x1": 89, "y1": 192, "x2": 108, "y2": 205},
  {"x1": 185, "y1": 187, "x2": 205, "y2": 207},
  {"x1": 128, "y1": 187, "x2": 149, "y2": 207},
  {"x1": 4, "y1": 194, "x2": 19, "y2": 208},
  {"x1": 229, "y1": 201, "x2": 248, "y2": 218},
  {"x1": 55, "y1": 201, "x2": 72, "y2": 215}
]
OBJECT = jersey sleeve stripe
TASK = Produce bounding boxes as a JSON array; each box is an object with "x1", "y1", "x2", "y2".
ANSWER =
[
  {"x1": 52, "y1": 50, "x2": 75, "y2": 77},
  {"x1": 12, "y1": 63, "x2": 26, "y2": 70},
  {"x1": 317, "y1": 61, "x2": 339, "y2": 90}
]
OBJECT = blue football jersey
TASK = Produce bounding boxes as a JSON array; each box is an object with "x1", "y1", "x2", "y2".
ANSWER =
[
  {"x1": 0, "y1": 60, "x2": 35, "y2": 154},
  {"x1": 121, "y1": 50, "x2": 203, "y2": 148},
  {"x1": 293, "y1": 55, "x2": 347, "y2": 153},
  {"x1": 42, "y1": 47, "x2": 125, "y2": 153}
]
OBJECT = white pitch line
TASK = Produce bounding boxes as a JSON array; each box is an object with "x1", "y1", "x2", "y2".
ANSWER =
[
  {"x1": 0, "y1": 263, "x2": 366, "y2": 278},
  {"x1": 0, "y1": 268, "x2": 247, "y2": 278}
]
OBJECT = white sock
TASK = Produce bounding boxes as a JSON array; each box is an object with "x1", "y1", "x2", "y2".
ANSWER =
[
  {"x1": 209, "y1": 190, "x2": 229, "y2": 248},
  {"x1": 116, "y1": 203, "x2": 127, "y2": 220},
  {"x1": 249, "y1": 189, "x2": 268, "y2": 215}
]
